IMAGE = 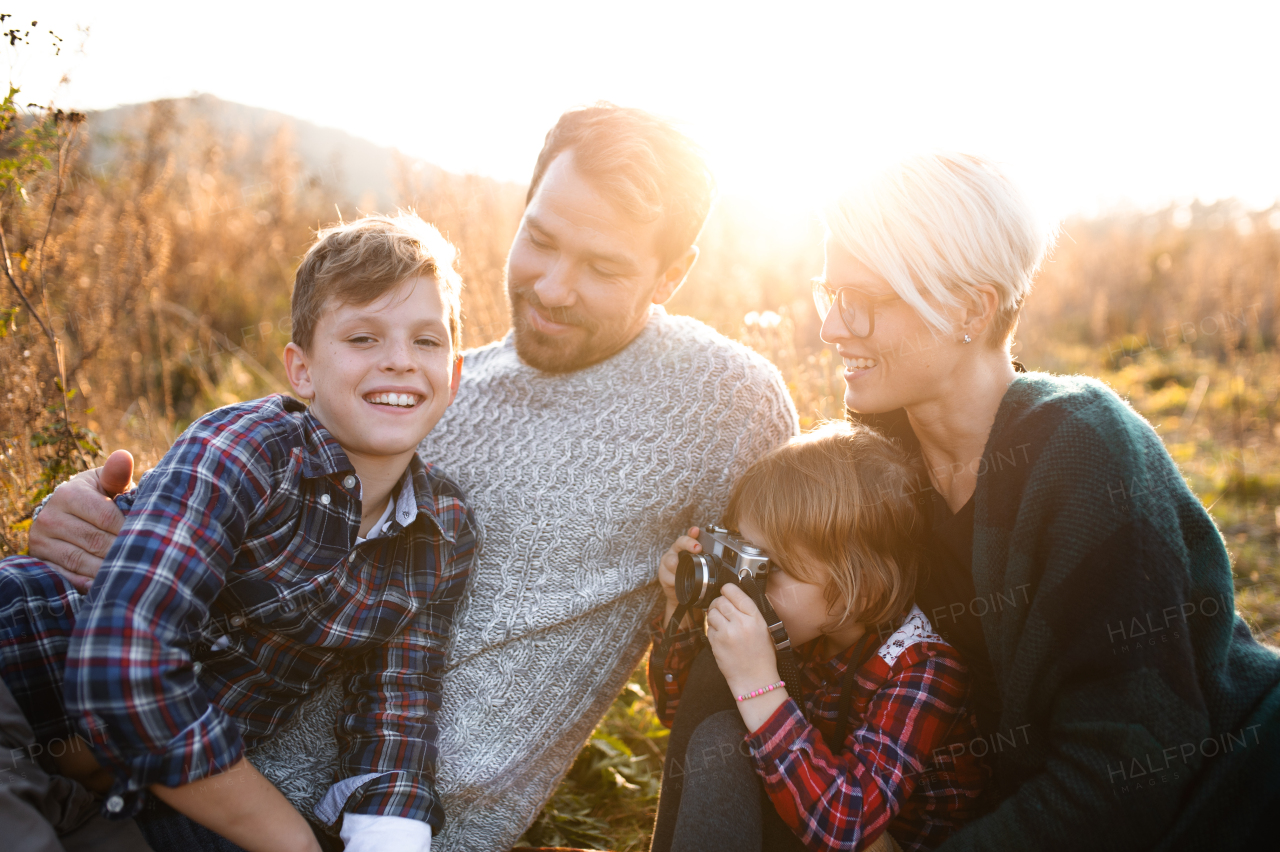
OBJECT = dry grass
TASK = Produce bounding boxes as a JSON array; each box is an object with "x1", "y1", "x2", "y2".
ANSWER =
[{"x1": 1, "y1": 101, "x2": 1277, "y2": 850}]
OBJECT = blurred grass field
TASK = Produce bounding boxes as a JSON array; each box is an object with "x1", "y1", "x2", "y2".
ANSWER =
[{"x1": 1, "y1": 99, "x2": 1277, "y2": 851}]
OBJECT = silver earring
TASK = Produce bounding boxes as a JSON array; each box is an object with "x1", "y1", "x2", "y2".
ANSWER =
[{"x1": 963, "y1": 334, "x2": 972, "y2": 343}]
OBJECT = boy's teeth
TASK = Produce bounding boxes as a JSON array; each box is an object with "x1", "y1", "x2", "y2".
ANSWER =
[
  {"x1": 368, "y1": 393, "x2": 418, "y2": 407},
  {"x1": 843, "y1": 357, "x2": 878, "y2": 371}
]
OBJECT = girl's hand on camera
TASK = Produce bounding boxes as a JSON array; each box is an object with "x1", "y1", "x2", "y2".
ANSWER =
[
  {"x1": 706, "y1": 583, "x2": 780, "y2": 697},
  {"x1": 658, "y1": 526, "x2": 701, "y2": 623}
]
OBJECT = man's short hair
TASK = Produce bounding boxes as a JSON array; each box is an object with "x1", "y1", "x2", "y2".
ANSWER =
[
  {"x1": 291, "y1": 212, "x2": 463, "y2": 353},
  {"x1": 724, "y1": 420, "x2": 922, "y2": 629},
  {"x1": 826, "y1": 152, "x2": 1057, "y2": 347},
  {"x1": 527, "y1": 102, "x2": 715, "y2": 267}
]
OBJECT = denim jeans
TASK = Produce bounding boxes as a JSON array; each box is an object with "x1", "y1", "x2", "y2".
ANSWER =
[
  {"x1": 0, "y1": 677, "x2": 150, "y2": 852},
  {"x1": 135, "y1": 799, "x2": 343, "y2": 852},
  {"x1": 135, "y1": 801, "x2": 249, "y2": 852}
]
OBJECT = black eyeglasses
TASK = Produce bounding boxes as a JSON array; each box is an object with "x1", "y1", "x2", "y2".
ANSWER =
[{"x1": 811, "y1": 277, "x2": 902, "y2": 339}]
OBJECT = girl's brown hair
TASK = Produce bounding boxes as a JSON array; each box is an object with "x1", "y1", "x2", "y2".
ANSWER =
[{"x1": 724, "y1": 420, "x2": 923, "y2": 630}]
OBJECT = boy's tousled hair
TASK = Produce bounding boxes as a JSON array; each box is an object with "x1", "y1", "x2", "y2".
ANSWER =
[
  {"x1": 724, "y1": 420, "x2": 922, "y2": 631},
  {"x1": 527, "y1": 102, "x2": 715, "y2": 267},
  {"x1": 291, "y1": 212, "x2": 463, "y2": 352}
]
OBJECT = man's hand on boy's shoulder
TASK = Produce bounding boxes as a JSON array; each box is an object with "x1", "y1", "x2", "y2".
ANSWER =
[{"x1": 28, "y1": 449, "x2": 134, "y2": 592}]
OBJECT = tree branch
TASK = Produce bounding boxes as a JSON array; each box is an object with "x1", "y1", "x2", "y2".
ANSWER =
[
  {"x1": 0, "y1": 226, "x2": 57, "y2": 351},
  {"x1": 36, "y1": 117, "x2": 78, "y2": 324}
]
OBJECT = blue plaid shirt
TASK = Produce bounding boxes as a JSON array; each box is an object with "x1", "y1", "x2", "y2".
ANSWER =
[{"x1": 63, "y1": 394, "x2": 474, "y2": 830}]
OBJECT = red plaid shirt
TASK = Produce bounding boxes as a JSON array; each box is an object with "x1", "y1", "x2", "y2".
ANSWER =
[{"x1": 649, "y1": 606, "x2": 988, "y2": 851}]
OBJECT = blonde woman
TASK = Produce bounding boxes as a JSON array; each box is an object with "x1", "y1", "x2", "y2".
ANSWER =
[{"x1": 656, "y1": 153, "x2": 1280, "y2": 851}]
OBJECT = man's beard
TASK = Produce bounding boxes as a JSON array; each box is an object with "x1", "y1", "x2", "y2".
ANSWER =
[{"x1": 507, "y1": 285, "x2": 621, "y2": 374}]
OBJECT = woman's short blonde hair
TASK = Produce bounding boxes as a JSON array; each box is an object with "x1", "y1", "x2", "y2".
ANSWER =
[
  {"x1": 723, "y1": 420, "x2": 922, "y2": 630},
  {"x1": 826, "y1": 152, "x2": 1056, "y2": 346}
]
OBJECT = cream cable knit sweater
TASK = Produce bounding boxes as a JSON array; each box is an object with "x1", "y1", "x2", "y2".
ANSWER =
[{"x1": 250, "y1": 307, "x2": 798, "y2": 851}]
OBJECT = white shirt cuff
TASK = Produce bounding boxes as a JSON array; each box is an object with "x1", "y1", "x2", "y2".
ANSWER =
[
  {"x1": 314, "y1": 772, "x2": 386, "y2": 825},
  {"x1": 339, "y1": 813, "x2": 431, "y2": 852}
]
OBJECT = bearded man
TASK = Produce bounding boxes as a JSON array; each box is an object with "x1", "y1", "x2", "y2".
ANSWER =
[{"x1": 28, "y1": 103, "x2": 799, "y2": 851}]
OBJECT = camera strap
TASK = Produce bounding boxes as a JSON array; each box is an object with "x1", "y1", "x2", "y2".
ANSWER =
[
  {"x1": 734, "y1": 574, "x2": 804, "y2": 707},
  {"x1": 653, "y1": 600, "x2": 694, "y2": 709},
  {"x1": 654, "y1": 587, "x2": 883, "y2": 751},
  {"x1": 654, "y1": 588, "x2": 804, "y2": 713},
  {"x1": 830, "y1": 629, "x2": 881, "y2": 749}
]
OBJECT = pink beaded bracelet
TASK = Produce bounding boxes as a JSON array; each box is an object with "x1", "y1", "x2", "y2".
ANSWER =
[{"x1": 735, "y1": 680, "x2": 785, "y2": 702}]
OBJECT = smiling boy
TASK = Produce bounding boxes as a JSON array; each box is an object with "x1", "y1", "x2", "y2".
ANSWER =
[{"x1": 0, "y1": 213, "x2": 474, "y2": 852}]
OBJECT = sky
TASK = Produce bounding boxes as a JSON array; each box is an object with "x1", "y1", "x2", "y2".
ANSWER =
[{"x1": 13, "y1": 0, "x2": 1280, "y2": 223}]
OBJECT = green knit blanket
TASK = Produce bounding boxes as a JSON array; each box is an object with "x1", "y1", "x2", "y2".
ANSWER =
[{"x1": 932, "y1": 373, "x2": 1280, "y2": 851}]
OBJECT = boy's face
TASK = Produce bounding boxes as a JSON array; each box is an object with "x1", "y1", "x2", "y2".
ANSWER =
[{"x1": 283, "y1": 275, "x2": 460, "y2": 465}]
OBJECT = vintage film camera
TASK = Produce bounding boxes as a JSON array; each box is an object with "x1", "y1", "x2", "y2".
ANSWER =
[
  {"x1": 665, "y1": 523, "x2": 865, "y2": 743},
  {"x1": 675, "y1": 525, "x2": 768, "y2": 606},
  {"x1": 674, "y1": 524, "x2": 792, "y2": 652}
]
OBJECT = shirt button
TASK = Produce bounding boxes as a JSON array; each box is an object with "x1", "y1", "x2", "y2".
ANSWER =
[
  {"x1": 229, "y1": 614, "x2": 245, "y2": 627},
  {"x1": 105, "y1": 795, "x2": 124, "y2": 813},
  {"x1": 664, "y1": 673, "x2": 674, "y2": 683},
  {"x1": 319, "y1": 493, "x2": 331, "y2": 505},
  {"x1": 343, "y1": 475, "x2": 357, "y2": 489}
]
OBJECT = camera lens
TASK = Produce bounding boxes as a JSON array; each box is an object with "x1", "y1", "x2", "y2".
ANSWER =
[{"x1": 676, "y1": 551, "x2": 720, "y2": 609}]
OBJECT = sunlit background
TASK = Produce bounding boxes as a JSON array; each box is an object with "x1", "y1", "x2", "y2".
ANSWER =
[
  {"x1": 3, "y1": 5, "x2": 1280, "y2": 848},
  {"x1": 19, "y1": 0, "x2": 1280, "y2": 222}
]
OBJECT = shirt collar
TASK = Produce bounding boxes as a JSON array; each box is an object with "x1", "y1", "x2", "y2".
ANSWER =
[
  {"x1": 296, "y1": 405, "x2": 355, "y2": 479},
  {"x1": 795, "y1": 623, "x2": 889, "y2": 681},
  {"x1": 796, "y1": 635, "x2": 857, "y2": 679},
  {"x1": 390, "y1": 458, "x2": 423, "y2": 531},
  {"x1": 296, "y1": 403, "x2": 459, "y2": 544},
  {"x1": 294, "y1": 399, "x2": 460, "y2": 544},
  {"x1": 402, "y1": 454, "x2": 460, "y2": 544}
]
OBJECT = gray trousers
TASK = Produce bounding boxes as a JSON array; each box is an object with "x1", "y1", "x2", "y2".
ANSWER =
[
  {"x1": 651, "y1": 645, "x2": 809, "y2": 852},
  {"x1": 667, "y1": 709, "x2": 778, "y2": 852},
  {"x1": 0, "y1": 678, "x2": 150, "y2": 852},
  {"x1": 652, "y1": 647, "x2": 901, "y2": 852},
  {"x1": 668, "y1": 709, "x2": 898, "y2": 852}
]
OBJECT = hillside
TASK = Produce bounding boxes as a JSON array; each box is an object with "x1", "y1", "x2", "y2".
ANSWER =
[{"x1": 84, "y1": 94, "x2": 474, "y2": 210}]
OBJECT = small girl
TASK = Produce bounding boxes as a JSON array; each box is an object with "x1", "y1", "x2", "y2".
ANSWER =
[{"x1": 649, "y1": 421, "x2": 986, "y2": 852}]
